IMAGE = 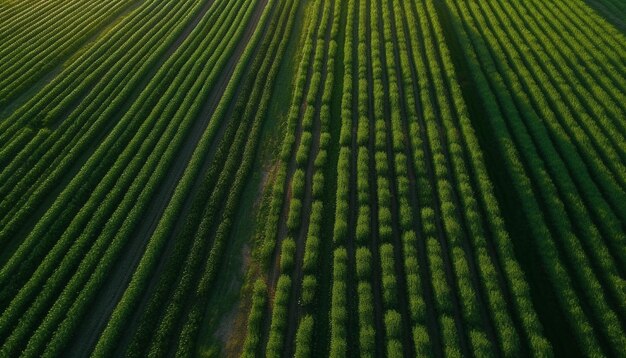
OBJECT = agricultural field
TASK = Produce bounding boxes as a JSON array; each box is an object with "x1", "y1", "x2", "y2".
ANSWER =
[{"x1": 0, "y1": 0, "x2": 624, "y2": 356}]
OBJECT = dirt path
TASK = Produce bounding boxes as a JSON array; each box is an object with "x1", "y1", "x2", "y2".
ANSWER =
[
  {"x1": 162, "y1": 2, "x2": 280, "y2": 355},
  {"x1": 110, "y1": 34, "x2": 250, "y2": 355},
  {"x1": 258, "y1": 0, "x2": 324, "y2": 353},
  {"x1": 64, "y1": 1, "x2": 268, "y2": 355},
  {"x1": 385, "y1": 0, "x2": 442, "y2": 355},
  {"x1": 110, "y1": 76, "x2": 246, "y2": 355}
]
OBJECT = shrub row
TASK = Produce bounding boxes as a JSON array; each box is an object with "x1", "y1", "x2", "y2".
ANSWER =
[
  {"x1": 241, "y1": 280, "x2": 268, "y2": 358},
  {"x1": 329, "y1": 248, "x2": 348, "y2": 357},
  {"x1": 0, "y1": 0, "x2": 262, "y2": 355},
  {"x1": 403, "y1": 0, "x2": 496, "y2": 355},
  {"x1": 0, "y1": 0, "x2": 137, "y2": 104},
  {"x1": 451, "y1": 0, "x2": 626, "y2": 352},
  {"x1": 0, "y1": 0, "x2": 229, "y2": 345},
  {"x1": 444, "y1": 0, "x2": 615, "y2": 354}
]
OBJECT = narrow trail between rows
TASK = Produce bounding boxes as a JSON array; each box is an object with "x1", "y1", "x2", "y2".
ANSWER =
[
  {"x1": 111, "y1": 2, "x2": 278, "y2": 354},
  {"x1": 64, "y1": 1, "x2": 268, "y2": 355},
  {"x1": 258, "y1": 0, "x2": 322, "y2": 352}
]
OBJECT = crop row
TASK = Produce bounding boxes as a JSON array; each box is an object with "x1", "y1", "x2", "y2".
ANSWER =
[
  {"x1": 445, "y1": 0, "x2": 626, "y2": 354},
  {"x1": 0, "y1": 0, "x2": 205, "y2": 312},
  {"x1": 0, "y1": 0, "x2": 261, "y2": 355},
  {"x1": 241, "y1": 280, "x2": 267, "y2": 358},
  {"x1": 293, "y1": 0, "x2": 342, "y2": 355},
  {"x1": 413, "y1": 0, "x2": 544, "y2": 355},
  {"x1": 3, "y1": 0, "x2": 236, "y2": 350},
  {"x1": 379, "y1": 0, "x2": 434, "y2": 354},
  {"x1": 369, "y1": 0, "x2": 416, "y2": 355},
  {"x1": 0, "y1": 0, "x2": 178, "y2": 143},
  {"x1": 455, "y1": 0, "x2": 626, "y2": 349},
  {"x1": 0, "y1": 0, "x2": 210, "y2": 247},
  {"x1": 395, "y1": 0, "x2": 484, "y2": 355},
  {"x1": 481, "y1": 0, "x2": 626, "y2": 264},
  {"x1": 2, "y1": 0, "x2": 178, "y2": 215},
  {"x1": 352, "y1": 0, "x2": 380, "y2": 356},
  {"x1": 265, "y1": 0, "x2": 339, "y2": 354},
  {"x1": 411, "y1": 0, "x2": 551, "y2": 354},
  {"x1": 174, "y1": 5, "x2": 298, "y2": 353},
  {"x1": 117, "y1": 2, "x2": 291, "y2": 355},
  {"x1": 0, "y1": 0, "x2": 140, "y2": 105},
  {"x1": 329, "y1": 0, "x2": 358, "y2": 354},
  {"x1": 243, "y1": 0, "x2": 324, "y2": 354},
  {"x1": 0, "y1": 0, "x2": 240, "y2": 320},
  {"x1": 96, "y1": 1, "x2": 288, "y2": 355},
  {"x1": 257, "y1": 0, "x2": 324, "y2": 268}
]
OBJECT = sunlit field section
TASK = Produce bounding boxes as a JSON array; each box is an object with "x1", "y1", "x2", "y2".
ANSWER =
[{"x1": 0, "y1": 0, "x2": 623, "y2": 355}]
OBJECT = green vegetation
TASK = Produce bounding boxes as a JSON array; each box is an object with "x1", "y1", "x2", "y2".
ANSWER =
[{"x1": 1, "y1": 0, "x2": 624, "y2": 355}]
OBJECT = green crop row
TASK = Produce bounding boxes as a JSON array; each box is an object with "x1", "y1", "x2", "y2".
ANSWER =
[
  {"x1": 355, "y1": 249, "x2": 376, "y2": 356},
  {"x1": 296, "y1": 5, "x2": 342, "y2": 355},
  {"x1": 0, "y1": 0, "x2": 138, "y2": 104},
  {"x1": 241, "y1": 280, "x2": 268, "y2": 358},
  {"x1": 399, "y1": 0, "x2": 551, "y2": 354},
  {"x1": 257, "y1": 0, "x2": 323, "y2": 267},
  {"x1": 0, "y1": 0, "x2": 176, "y2": 143},
  {"x1": 475, "y1": 0, "x2": 626, "y2": 277},
  {"x1": 186, "y1": 2, "x2": 298, "y2": 354},
  {"x1": 175, "y1": 13, "x2": 298, "y2": 352},
  {"x1": 0, "y1": 0, "x2": 105, "y2": 54},
  {"x1": 0, "y1": 0, "x2": 240, "y2": 315},
  {"x1": 0, "y1": 0, "x2": 259, "y2": 355},
  {"x1": 417, "y1": 0, "x2": 548, "y2": 355},
  {"x1": 100, "y1": 1, "x2": 296, "y2": 355},
  {"x1": 136, "y1": 3, "x2": 277, "y2": 355},
  {"x1": 329, "y1": 248, "x2": 348, "y2": 357},
  {"x1": 0, "y1": 0, "x2": 75, "y2": 38},
  {"x1": 267, "y1": 0, "x2": 340, "y2": 353},
  {"x1": 0, "y1": 0, "x2": 209, "y2": 247},
  {"x1": 445, "y1": 0, "x2": 625, "y2": 354},
  {"x1": 329, "y1": 0, "x2": 356, "y2": 354},
  {"x1": 0, "y1": 0, "x2": 207, "y2": 320},
  {"x1": 403, "y1": 0, "x2": 498, "y2": 355},
  {"x1": 354, "y1": 1, "x2": 377, "y2": 356},
  {"x1": 451, "y1": 0, "x2": 626, "y2": 352},
  {"x1": 265, "y1": 275, "x2": 292, "y2": 358}
]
